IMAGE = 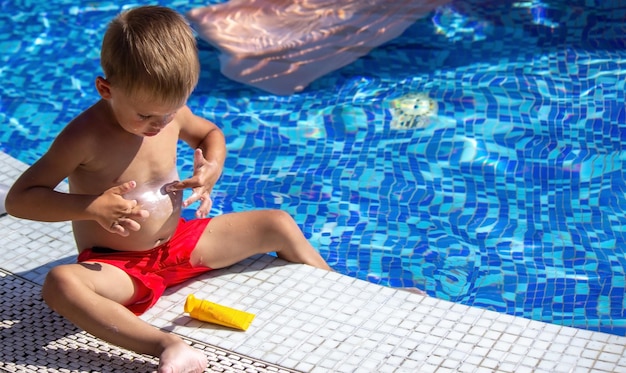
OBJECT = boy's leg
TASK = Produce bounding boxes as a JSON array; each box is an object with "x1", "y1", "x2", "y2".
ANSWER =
[
  {"x1": 191, "y1": 210, "x2": 331, "y2": 270},
  {"x1": 42, "y1": 262, "x2": 206, "y2": 372}
]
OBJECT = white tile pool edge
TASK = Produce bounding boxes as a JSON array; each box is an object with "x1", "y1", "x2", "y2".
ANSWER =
[{"x1": 0, "y1": 151, "x2": 625, "y2": 373}]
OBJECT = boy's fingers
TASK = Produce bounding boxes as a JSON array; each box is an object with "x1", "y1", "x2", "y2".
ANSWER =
[
  {"x1": 119, "y1": 218, "x2": 142, "y2": 232},
  {"x1": 112, "y1": 180, "x2": 137, "y2": 195},
  {"x1": 194, "y1": 148, "x2": 204, "y2": 163},
  {"x1": 129, "y1": 208, "x2": 150, "y2": 219},
  {"x1": 108, "y1": 218, "x2": 140, "y2": 235},
  {"x1": 183, "y1": 191, "x2": 201, "y2": 207},
  {"x1": 163, "y1": 181, "x2": 178, "y2": 192},
  {"x1": 195, "y1": 197, "x2": 212, "y2": 219},
  {"x1": 165, "y1": 179, "x2": 193, "y2": 192},
  {"x1": 108, "y1": 222, "x2": 130, "y2": 236}
]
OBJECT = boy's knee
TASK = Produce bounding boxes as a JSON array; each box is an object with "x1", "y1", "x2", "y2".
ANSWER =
[
  {"x1": 42, "y1": 265, "x2": 81, "y2": 307},
  {"x1": 265, "y1": 209, "x2": 295, "y2": 227}
]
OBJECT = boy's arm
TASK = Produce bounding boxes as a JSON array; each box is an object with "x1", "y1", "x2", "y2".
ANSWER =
[
  {"x1": 170, "y1": 105, "x2": 226, "y2": 218},
  {"x1": 5, "y1": 127, "x2": 145, "y2": 235},
  {"x1": 6, "y1": 127, "x2": 96, "y2": 222},
  {"x1": 178, "y1": 105, "x2": 226, "y2": 172}
]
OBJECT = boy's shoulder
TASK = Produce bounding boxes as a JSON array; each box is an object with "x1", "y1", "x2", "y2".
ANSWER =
[
  {"x1": 52, "y1": 101, "x2": 114, "y2": 154},
  {"x1": 62, "y1": 101, "x2": 109, "y2": 137}
]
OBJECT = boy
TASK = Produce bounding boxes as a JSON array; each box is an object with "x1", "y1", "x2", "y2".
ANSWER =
[{"x1": 5, "y1": 6, "x2": 331, "y2": 373}]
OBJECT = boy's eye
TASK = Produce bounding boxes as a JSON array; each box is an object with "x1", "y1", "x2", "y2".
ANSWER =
[{"x1": 138, "y1": 114, "x2": 151, "y2": 120}]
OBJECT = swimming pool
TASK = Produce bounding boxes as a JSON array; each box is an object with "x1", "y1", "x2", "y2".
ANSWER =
[{"x1": 1, "y1": 0, "x2": 625, "y2": 337}]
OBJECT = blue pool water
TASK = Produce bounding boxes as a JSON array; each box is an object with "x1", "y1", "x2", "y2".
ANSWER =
[{"x1": 2, "y1": 0, "x2": 626, "y2": 336}]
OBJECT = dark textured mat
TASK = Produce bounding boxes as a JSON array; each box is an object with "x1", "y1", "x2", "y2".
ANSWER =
[{"x1": 0, "y1": 270, "x2": 297, "y2": 373}]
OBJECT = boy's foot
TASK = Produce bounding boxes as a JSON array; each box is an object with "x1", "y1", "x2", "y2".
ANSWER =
[{"x1": 157, "y1": 340, "x2": 207, "y2": 373}]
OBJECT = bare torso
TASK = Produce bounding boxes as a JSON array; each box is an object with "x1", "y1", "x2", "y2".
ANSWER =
[
  {"x1": 72, "y1": 170, "x2": 183, "y2": 252},
  {"x1": 70, "y1": 100, "x2": 184, "y2": 252}
]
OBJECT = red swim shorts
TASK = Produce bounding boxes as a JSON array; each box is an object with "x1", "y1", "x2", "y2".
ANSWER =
[{"x1": 77, "y1": 218, "x2": 212, "y2": 315}]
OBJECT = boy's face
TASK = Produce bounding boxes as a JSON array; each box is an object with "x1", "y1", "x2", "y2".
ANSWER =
[{"x1": 96, "y1": 77, "x2": 186, "y2": 137}]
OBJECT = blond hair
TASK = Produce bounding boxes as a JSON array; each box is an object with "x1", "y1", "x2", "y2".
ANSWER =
[{"x1": 100, "y1": 6, "x2": 200, "y2": 105}]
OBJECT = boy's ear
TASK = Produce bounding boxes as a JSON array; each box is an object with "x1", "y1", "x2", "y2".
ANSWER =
[{"x1": 95, "y1": 76, "x2": 112, "y2": 99}]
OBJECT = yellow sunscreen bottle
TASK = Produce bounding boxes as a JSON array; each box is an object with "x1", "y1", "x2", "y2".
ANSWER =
[{"x1": 184, "y1": 294, "x2": 255, "y2": 331}]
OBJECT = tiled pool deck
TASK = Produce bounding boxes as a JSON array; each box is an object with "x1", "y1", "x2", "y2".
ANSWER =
[{"x1": 1, "y1": 150, "x2": 625, "y2": 373}]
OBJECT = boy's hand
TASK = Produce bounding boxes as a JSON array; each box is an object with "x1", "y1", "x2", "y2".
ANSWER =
[
  {"x1": 165, "y1": 148, "x2": 220, "y2": 218},
  {"x1": 92, "y1": 181, "x2": 150, "y2": 236}
]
